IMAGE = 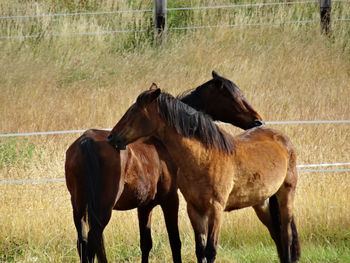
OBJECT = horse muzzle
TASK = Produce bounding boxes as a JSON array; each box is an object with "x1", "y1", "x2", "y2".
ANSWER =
[
  {"x1": 253, "y1": 119, "x2": 265, "y2": 127},
  {"x1": 108, "y1": 133, "x2": 127, "y2": 150},
  {"x1": 244, "y1": 119, "x2": 264, "y2": 129}
]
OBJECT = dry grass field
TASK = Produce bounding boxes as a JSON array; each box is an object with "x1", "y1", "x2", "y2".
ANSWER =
[{"x1": 1, "y1": 0, "x2": 350, "y2": 262}]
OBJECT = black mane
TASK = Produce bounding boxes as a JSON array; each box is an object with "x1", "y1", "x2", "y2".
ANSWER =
[{"x1": 157, "y1": 93, "x2": 234, "y2": 153}]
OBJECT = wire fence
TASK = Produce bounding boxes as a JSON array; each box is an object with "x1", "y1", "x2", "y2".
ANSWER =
[
  {"x1": 1, "y1": 18, "x2": 349, "y2": 40},
  {"x1": 1, "y1": 0, "x2": 349, "y2": 20},
  {"x1": 1, "y1": 163, "x2": 350, "y2": 184},
  {"x1": 0, "y1": 120, "x2": 349, "y2": 184},
  {"x1": 1, "y1": 119, "x2": 349, "y2": 137},
  {"x1": 1, "y1": 0, "x2": 349, "y2": 39}
]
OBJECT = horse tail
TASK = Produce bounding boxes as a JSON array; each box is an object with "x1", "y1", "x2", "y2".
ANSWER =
[
  {"x1": 288, "y1": 146, "x2": 301, "y2": 262},
  {"x1": 79, "y1": 137, "x2": 106, "y2": 261},
  {"x1": 291, "y1": 217, "x2": 301, "y2": 261},
  {"x1": 269, "y1": 194, "x2": 282, "y2": 247},
  {"x1": 269, "y1": 196, "x2": 300, "y2": 262}
]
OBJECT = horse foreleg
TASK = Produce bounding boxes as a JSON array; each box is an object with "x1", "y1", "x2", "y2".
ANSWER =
[
  {"x1": 137, "y1": 207, "x2": 154, "y2": 263},
  {"x1": 187, "y1": 203, "x2": 208, "y2": 263},
  {"x1": 161, "y1": 192, "x2": 182, "y2": 263},
  {"x1": 205, "y1": 202, "x2": 223, "y2": 263}
]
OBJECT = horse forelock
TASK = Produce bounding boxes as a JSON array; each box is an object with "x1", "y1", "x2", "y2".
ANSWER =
[{"x1": 157, "y1": 93, "x2": 234, "y2": 153}]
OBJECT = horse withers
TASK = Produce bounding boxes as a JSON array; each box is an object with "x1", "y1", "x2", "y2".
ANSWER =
[
  {"x1": 65, "y1": 71, "x2": 264, "y2": 263},
  {"x1": 108, "y1": 87, "x2": 300, "y2": 263}
]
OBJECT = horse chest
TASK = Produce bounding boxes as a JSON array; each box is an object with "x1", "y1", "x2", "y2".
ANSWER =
[{"x1": 177, "y1": 161, "x2": 234, "y2": 210}]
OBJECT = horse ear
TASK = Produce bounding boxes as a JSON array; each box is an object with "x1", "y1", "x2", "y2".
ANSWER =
[
  {"x1": 149, "y1": 87, "x2": 161, "y2": 101},
  {"x1": 150, "y1": 83, "x2": 158, "y2": 90},
  {"x1": 212, "y1": 70, "x2": 220, "y2": 79},
  {"x1": 212, "y1": 71, "x2": 225, "y2": 90},
  {"x1": 141, "y1": 86, "x2": 160, "y2": 105},
  {"x1": 137, "y1": 86, "x2": 161, "y2": 106}
]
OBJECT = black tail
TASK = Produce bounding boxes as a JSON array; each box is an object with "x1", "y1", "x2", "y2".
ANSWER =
[
  {"x1": 269, "y1": 195, "x2": 300, "y2": 262},
  {"x1": 290, "y1": 217, "x2": 300, "y2": 262},
  {"x1": 269, "y1": 194, "x2": 282, "y2": 251},
  {"x1": 79, "y1": 137, "x2": 106, "y2": 261}
]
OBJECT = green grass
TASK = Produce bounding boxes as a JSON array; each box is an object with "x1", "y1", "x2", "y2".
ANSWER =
[
  {"x1": 0, "y1": 138, "x2": 36, "y2": 169},
  {"x1": 1, "y1": 221, "x2": 349, "y2": 262}
]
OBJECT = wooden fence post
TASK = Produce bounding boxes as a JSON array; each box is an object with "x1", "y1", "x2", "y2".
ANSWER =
[
  {"x1": 319, "y1": 0, "x2": 331, "y2": 35},
  {"x1": 154, "y1": 0, "x2": 167, "y2": 45}
]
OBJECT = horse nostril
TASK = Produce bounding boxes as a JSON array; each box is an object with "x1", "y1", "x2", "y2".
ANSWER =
[{"x1": 254, "y1": 120, "x2": 264, "y2": 127}]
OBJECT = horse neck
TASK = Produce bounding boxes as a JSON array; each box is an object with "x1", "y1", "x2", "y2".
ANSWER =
[
  {"x1": 156, "y1": 124, "x2": 228, "y2": 172},
  {"x1": 179, "y1": 91, "x2": 203, "y2": 111}
]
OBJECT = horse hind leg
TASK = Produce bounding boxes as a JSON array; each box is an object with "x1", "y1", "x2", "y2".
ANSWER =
[
  {"x1": 280, "y1": 149, "x2": 300, "y2": 263},
  {"x1": 253, "y1": 197, "x2": 283, "y2": 261},
  {"x1": 73, "y1": 209, "x2": 90, "y2": 263},
  {"x1": 254, "y1": 193, "x2": 300, "y2": 263},
  {"x1": 73, "y1": 209, "x2": 106, "y2": 263},
  {"x1": 275, "y1": 171, "x2": 301, "y2": 263},
  {"x1": 87, "y1": 209, "x2": 112, "y2": 263}
]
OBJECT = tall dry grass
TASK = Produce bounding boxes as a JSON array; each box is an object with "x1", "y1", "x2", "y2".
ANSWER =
[{"x1": 1, "y1": 0, "x2": 350, "y2": 262}]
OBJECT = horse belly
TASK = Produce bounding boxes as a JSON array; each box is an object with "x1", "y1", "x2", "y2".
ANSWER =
[
  {"x1": 225, "y1": 174, "x2": 282, "y2": 211},
  {"x1": 225, "y1": 142, "x2": 288, "y2": 211}
]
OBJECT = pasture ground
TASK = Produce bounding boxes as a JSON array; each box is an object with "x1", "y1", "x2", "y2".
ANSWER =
[{"x1": 1, "y1": 0, "x2": 350, "y2": 262}]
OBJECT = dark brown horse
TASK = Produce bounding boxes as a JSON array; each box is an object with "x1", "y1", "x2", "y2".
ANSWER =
[
  {"x1": 108, "y1": 87, "x2": 300, "y2": 263},
  {"x1": 65, "y1": 71, "x2": 263, "y2": 263}
]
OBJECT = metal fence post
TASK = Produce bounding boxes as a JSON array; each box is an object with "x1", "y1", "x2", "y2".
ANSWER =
[
  {"x1": 319, "y1": 0, "x2": 332, "y2": 35},
  {"x1": 154, "y1": 0, "x2": 167, "y2": 45}
]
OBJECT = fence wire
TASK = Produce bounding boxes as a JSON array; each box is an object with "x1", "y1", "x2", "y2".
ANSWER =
[
  {"x1": 1, "y1": 18, "x2": 349, "y2": 40},
  {"x1": 1, "y1": 120, "x2": 349, "y2": 137},
  {"x1": 1, "y1": 0, "x2": 349, "y2": 20},
  {"x1": 1, "y1": 167, "x2": 350, "y2": 184}
]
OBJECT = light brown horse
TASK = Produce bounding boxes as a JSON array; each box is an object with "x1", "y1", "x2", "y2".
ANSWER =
[
  {"x1": 108, "y1": 87, "x2": 300, "y2": 263},
  {"x1": 65, "y1": 71, "x2": 264, "y2": 263}
]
